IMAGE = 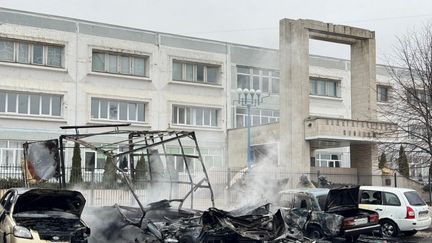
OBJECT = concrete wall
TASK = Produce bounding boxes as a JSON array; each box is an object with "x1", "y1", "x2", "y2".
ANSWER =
[{"x1": 227, "y1": 123, "x2": 279, "y2": 168}]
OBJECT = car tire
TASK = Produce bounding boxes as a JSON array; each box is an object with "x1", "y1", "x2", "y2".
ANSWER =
[
  {"x1": 306, "y1": 225, "x2": 324, "y2": 240},
  {"x1": 403, "y1": 230, "x2": 417, "y2": 236},
  {"x1": 345, "y1": 234, "x2": 359, "y2": 243},
  {"x1": 380, "y1": 219, "x2": 399, "y2": 237},
  {"x1": 178, "y1": 234, "x2": 197, "y2": 243}
]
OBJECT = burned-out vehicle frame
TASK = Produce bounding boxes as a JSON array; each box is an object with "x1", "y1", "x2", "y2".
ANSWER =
[
  {"x1": 21, "y1": 124, "x2": 218, "y2": 242},
  {"x1": 278, "y1": 187, "x2": 381, "y2": 242}
]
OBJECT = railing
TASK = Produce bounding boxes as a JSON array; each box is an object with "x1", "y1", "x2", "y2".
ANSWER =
[
  {"x1": 305, "y1": 117, "x2": 397, "y2": 141},
  {"x1": 0, "y1": 166, "x2": 427, "y2": 208}
]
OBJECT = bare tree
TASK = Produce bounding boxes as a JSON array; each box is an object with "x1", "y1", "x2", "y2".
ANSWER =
[{"x1": 380, "y1": 24, "x2": 432, "y2": 177}]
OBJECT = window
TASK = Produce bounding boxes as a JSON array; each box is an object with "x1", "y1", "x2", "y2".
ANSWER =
[
  {"x1": 83, "y1": 145, "x2": 118, "y2": 173},
  {"x1": 235, "y1": 108, "x2": 279, "y2": 128},
  {"x1": 172, "y1": 60, "x2": 220, "y2": 85},
  {"x1": 360, "y1": 190, "x2": 382, "y2": 205},
  {"x1": 85, "y1": 152, "x2": 95, "y2": 172},
  {"x1": 166, "y1": 146, "x2": 223, "y2": 173},
  {"x1": 172, "y1": 105, "x2": 219, "y2": 127},
  {"x1": 91, "y1": 98, "x2": 146, "y2": 122},
  {"x1": 0, "y1": 39, "x2": 63, "y2": 67},
  {"x1": 407, "y1": 88, "x2": 432, "y2": 105},
  {"x1": 404, "y1": 191, "x2": 426, "y2": 206},
  {"x1": 377, "y1": 85, "x2": 389, "y2": 102},
  {"x1": 0, "y1": 91, "x2": 62, "y2": 117},
  {"x1": 92, "y1": 50, "x2": 148, "y2": 77},
  {"x1": 236, "y1": 66, "x2": 279, "y2": 94},
  {"x1": 383, "y1": 192, "x2": 401, "y2": 206},
  {"x1": 314, "y1": 153, "x2": 341, "y2": 168},
  {"x1": 310, "y1": 78, "x2": 340, "y2": 97},
  {"x1": 0, "y1": 140, "x2": 24, "y2": 168}
]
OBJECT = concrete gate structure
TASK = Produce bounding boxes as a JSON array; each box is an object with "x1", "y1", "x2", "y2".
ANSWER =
[
  {"x1": 279, "y1": 19, "x2": 381, "y2": 185},
  {"x1": 228, "y1": 19, "x2": 396, "y2": 186}
]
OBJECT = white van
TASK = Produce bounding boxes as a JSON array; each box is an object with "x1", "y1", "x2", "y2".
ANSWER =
[{"x1": 359, "y1": 186, "x2": 431, "y2": 237}]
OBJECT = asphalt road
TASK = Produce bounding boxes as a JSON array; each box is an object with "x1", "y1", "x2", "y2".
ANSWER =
[{"x1": 327, "y1": 228, "x2": 432, "y2": 242}]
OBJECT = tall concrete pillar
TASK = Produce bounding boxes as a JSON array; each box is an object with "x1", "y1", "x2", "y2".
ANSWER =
[
  {"x1": 279, "y1": 19, "x2": 311, "y2": 174},
  {"x1": 351, "y1": 144, "x2": 378, "y2": 185},
  {"x1": 350, "y1": 38, "x2": 379, "y2": 185},
  {"x1": 351, "y1": 39, "x2": 377, "y2": 120}
]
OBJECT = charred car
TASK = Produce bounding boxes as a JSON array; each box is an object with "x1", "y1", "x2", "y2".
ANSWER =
[
  {"x1": 85, "y1": 201, "x2": 315, "y2": 243},
  {"x1": 278, "y1": 186, "x2": 380, "y2": 242},
  {"x1": 0, "y1": 188, "x2": 90, "y2": 243}
]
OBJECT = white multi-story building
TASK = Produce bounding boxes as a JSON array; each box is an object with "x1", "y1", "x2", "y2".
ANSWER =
[{"x1": 0, "y1": 8, "x2": 400, "y2": 181}]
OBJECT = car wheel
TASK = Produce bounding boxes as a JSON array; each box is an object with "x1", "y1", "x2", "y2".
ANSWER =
[
  {"x1": 345, "y1": 234, "x2": 359, "y2": 243},
  {"x1": 306, "y1": 225, "x2": 324, "y2": 240},
  {"x1": 403, "y1": 230, "x2": 417, "y2": 236},
  {"x1": 380, "y1": 220, "x2": 399, "y2": 237}
]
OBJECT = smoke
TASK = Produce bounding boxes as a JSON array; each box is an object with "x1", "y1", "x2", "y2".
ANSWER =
[
  {"x1": 225, "y1": 142, "x2": 292, "y2": 210},
  {"x1": 82, "y1": 206, "x2": 157, "y2": 243}
]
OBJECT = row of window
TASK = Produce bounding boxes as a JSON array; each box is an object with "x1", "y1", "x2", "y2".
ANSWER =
[
  {"x1": 0, "y1": 39, "x2": 223, "y2": 84},
  {"x1": 235, "y1": 66, "x2": 393, "y2": 102},
  {"x1": 0, "y1": 90, "x2": 221, "y2": 128},
  {"x1": 0, "y1": 140, "x2": 224, "y2": 172}
]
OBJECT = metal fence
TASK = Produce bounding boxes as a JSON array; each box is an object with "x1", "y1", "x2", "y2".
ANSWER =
[{"x1": 0, "y1": 166, "x2": 428, "y2": 209}]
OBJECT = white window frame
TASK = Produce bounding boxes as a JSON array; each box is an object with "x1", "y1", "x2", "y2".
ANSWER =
[
  {"x1": 315, "y1": 153, "x2": 341, "y2": 168},
  {"x1": 90, "y1": 98, "x2": 146, "y2": 123},
  {"x1": 235, "y1": 107, "x2": 279, "y2": 128},
  {"x1": 166, "y1": 146, "x2": 224, "y2": 174},
  {"x1": 91, "y1": 50, "x2": 148, "y2": 77},
  {"x1": 0, "y1": 90, "x2": 62, "y2": 117},
  {"x1": 0, "y1": 140, "x2": 24, "y2": 170},
  {"x1": 310, "y1": 78, "x2": 341, "y2": 98},
  {"x1": 172, "y1": 105, "x2": 219, "y2": 128},
  {"x1": 236, "y1": 66, "x2": 280, "y2": 94},
  {"x1": 0, "y1": 39, "x2": 64, "y2": 68},
  {"x1": 172, "y1": 60, "x2": 220, "y2": 85},
  {"x1": 377, "y1": 85, "x2": 390, "y2": 102}
]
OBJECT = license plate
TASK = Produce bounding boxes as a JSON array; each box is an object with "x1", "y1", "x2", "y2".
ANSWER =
[
  {"x1": 354, "y1": 217, "x2": 368, "y2": 225},
  {"x1": 419, "y1": 211, "x2": 428, "y2": 218}
]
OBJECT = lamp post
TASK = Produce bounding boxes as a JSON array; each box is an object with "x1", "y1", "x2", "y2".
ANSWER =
[{"x1": 234, "y1": 88, "x2": 265, "y2": 172}]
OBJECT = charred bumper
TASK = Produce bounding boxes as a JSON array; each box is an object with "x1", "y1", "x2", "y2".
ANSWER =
[{"x1": 343, "y1": 224, "x2": 381, "y2": 236}]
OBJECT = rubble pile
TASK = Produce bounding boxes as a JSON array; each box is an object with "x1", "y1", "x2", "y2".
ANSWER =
[{"x1": 85, "y1": 201, "x2": 317, "y2": 243}]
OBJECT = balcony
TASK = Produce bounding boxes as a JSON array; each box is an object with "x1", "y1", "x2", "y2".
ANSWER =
[{"x1": 305, "y1": 117, "x2": 396, "y2": 143}]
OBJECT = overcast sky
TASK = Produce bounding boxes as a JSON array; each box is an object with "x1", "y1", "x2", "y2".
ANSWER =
[{"x1": 1, "y1": 0, "x2": 432, "y2": 62}]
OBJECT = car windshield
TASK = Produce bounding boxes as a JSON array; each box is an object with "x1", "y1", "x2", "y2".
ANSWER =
[{"x1": 404, "y1": 191, "x2": 426, "y2": 206}]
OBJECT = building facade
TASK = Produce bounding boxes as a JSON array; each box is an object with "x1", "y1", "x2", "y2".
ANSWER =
[{"x1": 0, "y1": 8, "x2": 400, "y2": 182}]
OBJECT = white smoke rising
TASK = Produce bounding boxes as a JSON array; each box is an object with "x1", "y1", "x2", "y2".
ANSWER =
[{"x1": 225, "y1": 141, "x2": 305, "y2": 210}]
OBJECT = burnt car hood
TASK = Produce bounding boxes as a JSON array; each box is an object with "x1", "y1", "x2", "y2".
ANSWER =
[
  {"x1": 324, "y1": 186, "x2": 359, "y2": 212},
  {"x1": 14, "y1": 189, "x2": 86, "y2": 217}
]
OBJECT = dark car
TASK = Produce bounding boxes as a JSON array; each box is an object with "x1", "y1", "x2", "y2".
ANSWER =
[
  {"x1": 278, "y1": 186, "x2": 380, "y2": 242},
  {"x1": 0, "y1": 188, "x2": 90, "y2": 243}
]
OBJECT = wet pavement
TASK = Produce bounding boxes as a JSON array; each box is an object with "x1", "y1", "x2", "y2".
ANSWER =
[{"x1": 327, "y1": 227, "x2": 432, "y2": 242}]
